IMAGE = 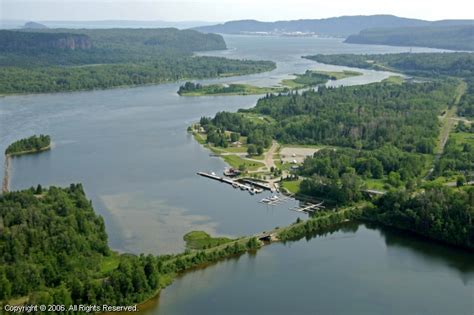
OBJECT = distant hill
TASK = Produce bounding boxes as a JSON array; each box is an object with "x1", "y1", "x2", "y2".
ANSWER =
[
  {"x1": 0, "y1": 28, "x2": 226, "y2": 54},
  {"x1": 0, "y1": 30, "x2": 92, "y2": 51},
  {"x1": 194, "y1": 15, "x2": 431, "y2": 37},
  {"x1": 23, "y1": 21, "x2": 48, "y2": 29},
  {"x1": 346, "y1": 24, "x2": 474, "y2": 51}
]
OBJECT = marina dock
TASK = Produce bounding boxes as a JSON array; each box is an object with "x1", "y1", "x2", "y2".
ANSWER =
[{"x1": 197, "y1": 172, "x2": 262, "y2": 193}]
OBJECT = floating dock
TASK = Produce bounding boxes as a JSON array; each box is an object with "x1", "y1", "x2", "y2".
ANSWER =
[
  {"x1": 239, "y1": 178, "x2": 273, "y2": 191},
  {"x1": 290, "y1": 202, "x2": 325, "y2": 213},
  {"x1": 197, "y1": 172, "x2": 261, "y2": 193}
]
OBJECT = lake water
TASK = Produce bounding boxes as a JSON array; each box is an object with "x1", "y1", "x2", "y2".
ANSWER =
[
  {"x1": 148, "y1": 223, "x2": 474, "y2": 315},
  {"x1": 1, "y1": 35, "x2": 472, "y2": 314}
]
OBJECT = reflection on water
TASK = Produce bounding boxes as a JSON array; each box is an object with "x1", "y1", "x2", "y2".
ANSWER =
[{"x1": 146, "y1": 223, "x2": 474, "y2": 315}]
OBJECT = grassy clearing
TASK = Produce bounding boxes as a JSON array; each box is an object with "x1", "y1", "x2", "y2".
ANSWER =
[
  {"x1": 222, "y1": 155, "x2": 264, "y2": 171},
  {"x1": 382, "y1": 76, "x2": 405, "y2": 85},
  {"x1": 364, "y1": 178, "x2": 387, "y2": 191},
  {"x1": 281, "y1": 70, "x2": 362, "y2": 89},
  {"x1": 184, "y1": 231, "x2": 234, "y2": 250},
  {"x1": 281, "y1": 180, "x2": 302, "y2": 194},
  {"x1": 180, "y1": 83, "x2": 286, "y2": 96},
  {"x1": 314, "y1": 70, "x2": 362, "y2": 80},
  {"x1": 99, "y1": 252, "x2": 121, "y2": 275},
  {"x1": 451, "y1": 131, "x2": 474, "y2": 147}
]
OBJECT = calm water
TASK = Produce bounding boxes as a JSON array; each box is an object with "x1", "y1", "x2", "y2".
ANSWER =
[
  {"x1": 1, "y1": 35, "x2": 442, "y2": 254},
  {"x1": 1, "y1": 35, "x2": 472, "y2": 314},
  {"x1": 148, "y1": 223, "x2": 474, "y2": 315}
]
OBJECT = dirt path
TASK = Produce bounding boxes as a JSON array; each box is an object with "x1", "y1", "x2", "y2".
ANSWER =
[
  {"x1": 426, "y1": 80, "x2": 467, "y2": 179},
  {"x1": 264, "y1": 140, "x2": 278, "y2": 170},
  {"x1": 437, "y1": 81, "x2": 466, "y2": 155},
  {"x1": 2, "y1": 155, "x2": 11, "y2": 194}
]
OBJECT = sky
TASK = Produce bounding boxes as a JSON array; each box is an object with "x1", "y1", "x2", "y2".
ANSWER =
[{"x1": 1, "y1": 0, "x2": 473, "y2": 22}]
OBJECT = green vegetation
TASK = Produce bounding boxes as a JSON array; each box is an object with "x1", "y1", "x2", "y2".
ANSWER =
[
  {"x1": 364, "y1": 187, "x2": 474, "y2": 249},
  {"x1": 221, "y1": 155, "x2": 264, "y2": 172},
  {"x1": 345, "y1": 25, "x2": 474, "y2": 51},
  {"x1": 0, "y1": 184, "x2": 161, "y2": 306},
  {"x1": 0, "y1": 29, "x2": 276, "y2": 94},
  {"x1": 281, "y1": 179, "x2": 302, "y2": 194},
  {"x1": 382, "y1": 75, "x2": 405, "y2": 85},
  {"x1": 202, "y1": 81, "x2": 457, "y2": 153},
  {"x1": 0, "y1": 185, "x2": 264, "y2": 309},
  {"x1": 281, "y1": 70, "x2": 361, "y2": 89},
  {"x1": 5, "y1": 135, "x2": 51, "y2": 156},
  {"x1": 298, "y1": 146, "x2": 427, "y2": 203},
  {"x1": 304, "y1": 52, "x2": 474, "y2": 78},
  {"x1": 278, "y1": 205, "x2": 363, "y2": 241},
  {"x1": 178, "y1": 70, "x2": 361, "y2": 96},
  {"x1": 183, "y1": 231, "x2": 233, "y2": 250},
  {"x1": 178, "y1": 82, "x2": 285, "y2": 96},
  {"x1": 434, "y1": 127, "x2": 474, "y2": 179}
]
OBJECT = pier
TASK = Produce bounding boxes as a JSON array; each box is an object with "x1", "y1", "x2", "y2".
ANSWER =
[
  {"x1": 290, "y1": 202, "x2": 325, "y2": 213},
  {"x1": 197, "y1": 172, "x2": 261, "y2": 193}
]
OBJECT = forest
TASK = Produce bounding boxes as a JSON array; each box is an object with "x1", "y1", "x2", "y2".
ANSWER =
[
  {"x1": 297, "y1": 146, "x2": 427, "y2": 204},
  {"x1": 305, "y1": 52, "x2": 474, "y2": 78},
  {"x1": 0, "y1": 29, "x2": 276, "y2": 94},
  {"x1": 364, "y1": 187, "x2": 474, "y2": 249},
  {"x1": 201, "y1": 80, "x2": 458, "y2": 153},
  {"x1": 5, "y1": 135, "x2": 51, "y2": 155},
  {"x1": 196, "y1": 52, "x2": 474, "y2": 248},
  {"x1": 0, "y1": 185, "x2": 262, "y2": 308},
  {"x1": 345, "y1": 24, "x2": 474, "y2": 51}
]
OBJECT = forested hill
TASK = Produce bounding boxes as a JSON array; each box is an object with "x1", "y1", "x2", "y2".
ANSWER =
[
  {"x1": 0, "y1": 28, "x2": 226, "y2": 60},
  {"x1": 345, "y1": 25, "x2": 474, "y2": 51},
  {"x1": 194, "y1": 15, "x2": 429, "y2": 37},
  {"x1": 0, "y1": 28, "x2": 276, "y2": 94},
  {"x1": 305, "y1": 53, "x2": 474, "y2": 77}
]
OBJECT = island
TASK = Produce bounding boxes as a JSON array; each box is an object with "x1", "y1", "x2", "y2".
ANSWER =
[
  {"x1": 5, "y1": 135, "x2": 51, "y2": 156},
  {"x1": 178, "y1": 82, "x2": 287, "y2": 96},
  {"x1": 178, "y1": 70, "x2": 362, "y2": 96},
  {"x1": 281, "y1": 70, "x2": 362, "y2": 89}
]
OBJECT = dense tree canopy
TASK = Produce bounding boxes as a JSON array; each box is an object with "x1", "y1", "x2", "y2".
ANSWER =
[
  {"x1": 5, "y1": 135, "x2": 51, "y2": 155},
  {"x1": 202, "y1": 80, "x2": 457, "y2": 154},
  {"x1": 0, "y1": 28, "x2": 276, "y2": 94},
  {"x1": 365, "y1": 187, "x2": 474, "y2": 249}
]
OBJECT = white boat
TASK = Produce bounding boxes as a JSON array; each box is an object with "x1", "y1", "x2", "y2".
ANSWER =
[{"x1": 260, "y1": 195, "x2": 279, "y2": 203}]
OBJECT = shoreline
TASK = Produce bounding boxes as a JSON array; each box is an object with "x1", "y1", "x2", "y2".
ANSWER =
[
  {"x1": 2, "y1": 155, "x2": 11, "y2": 194},
  {"x1": 0, "y1": 67, "x2": 276, "y2": 98},
  {"x1": 2, "y1": 145, "x2": 52, "y2": 194}
]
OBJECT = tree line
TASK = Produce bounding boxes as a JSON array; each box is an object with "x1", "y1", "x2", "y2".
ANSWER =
[{"x1": 5, "y1": 135, "x2": 51, "y2": 155}]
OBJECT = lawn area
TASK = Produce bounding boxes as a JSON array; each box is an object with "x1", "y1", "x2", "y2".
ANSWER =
[
  {"x1": 222, "y1": 154, "x2": 264, "y2": 171},
  {"x1": 382, "y1": 76, "x2": 405, "y2": 85},
  {"x1": 281, "y1": 70, "x2": 362, "y2": 89},
  {"x1": 239, "y1": 112, "x2": 277, "y2": 125},
  {"x1": 99, "y1": 252, "x2": 120, "y2": 275},
  {"x1": 451, "y1": 131, "x2": 474, "y2": 147},
  {"x1": 193, "y1": 132, "x2": 207, "y2": 145},
  {"x1": 183, "y1": 231, "x2": 234, "y2": 250},
  {"x1": 179, "y1": 83, "x2": 286, "y2": 96},
  {"x1": 281, "y1": 180, "x2": 302, "y2": 194},
  {"x1": 364, "y1": 178, "x2": 387, "y2": 191}
]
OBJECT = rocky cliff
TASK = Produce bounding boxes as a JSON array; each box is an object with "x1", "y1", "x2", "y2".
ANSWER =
[{"x1": 0, "y1": 30, "x2": 92, "y2": 51}]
